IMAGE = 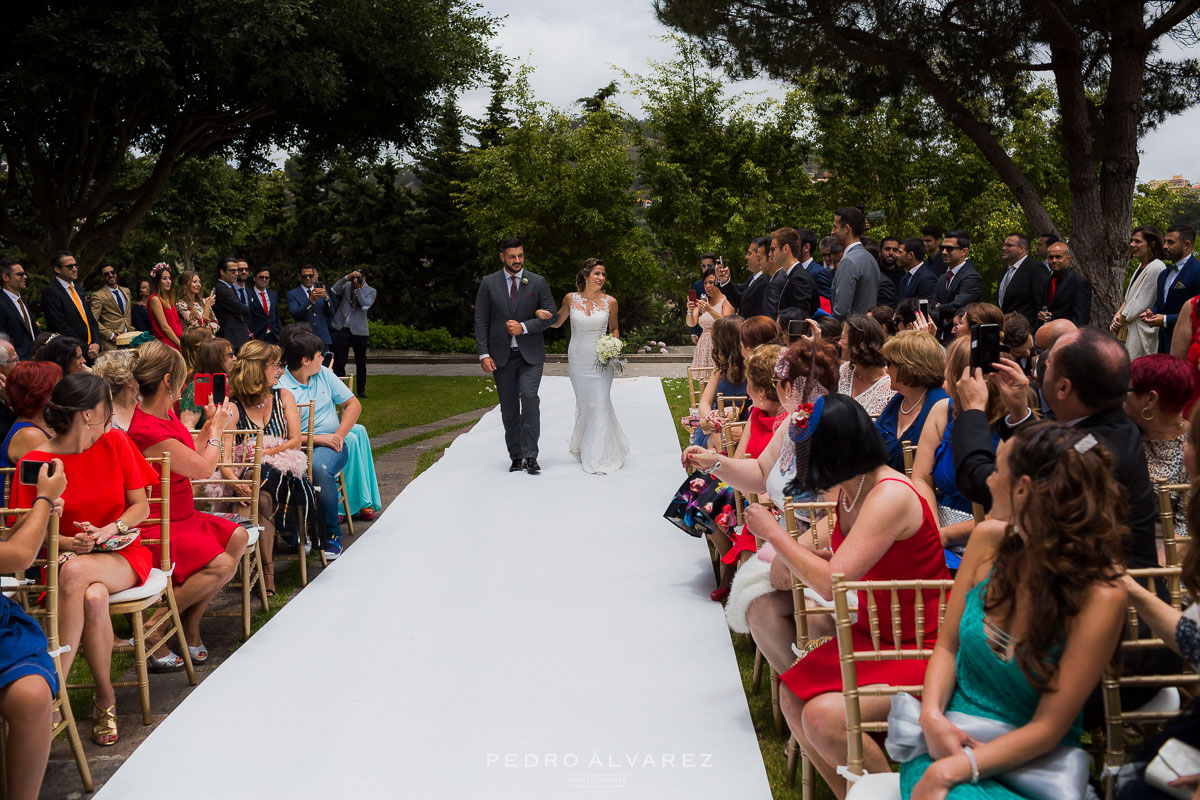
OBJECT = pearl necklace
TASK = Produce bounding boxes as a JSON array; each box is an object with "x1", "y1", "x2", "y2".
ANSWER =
[
  {"x1": 841, "y1": 474, "x2": 868, "y2": 512},
  {"x1": 899, "y1": 389, "x2": 927, "y2": 416}
]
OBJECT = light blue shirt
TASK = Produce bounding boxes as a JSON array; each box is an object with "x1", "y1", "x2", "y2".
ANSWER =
[{"x1": 278, "y1": 365, "x2": 354, "y2": 435}]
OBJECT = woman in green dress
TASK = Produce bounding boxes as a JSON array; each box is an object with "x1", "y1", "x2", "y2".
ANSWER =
[{"x1": 901, "y1": 422, "x2": 1127, "y2": 799}]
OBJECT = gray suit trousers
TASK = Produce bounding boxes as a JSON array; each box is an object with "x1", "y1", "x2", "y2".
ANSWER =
[{"x1": 493, "y1": 348, "x2": 544, "y2": 459}]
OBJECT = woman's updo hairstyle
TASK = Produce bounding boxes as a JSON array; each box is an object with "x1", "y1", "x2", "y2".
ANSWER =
[
  {"x1": 43, "y1": 373, "x2": 112, "y2": 436},
  {"x1": 746, "y1": 344, "x2": 783, "y2": 401},
  {"x1": 92, "y1": 349, "x2": 137, "y2": 396},
  {"x1": 132, "y1": 339, "x2": 187, "y2": 400},
  {"x1": 575, "y1": 258, "x2": 605, "y2": 293}
]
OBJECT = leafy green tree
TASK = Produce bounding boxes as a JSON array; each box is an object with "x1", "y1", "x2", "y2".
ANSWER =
[{"x1": 0, "y1": 0, "x2": 497, "y2": 276}]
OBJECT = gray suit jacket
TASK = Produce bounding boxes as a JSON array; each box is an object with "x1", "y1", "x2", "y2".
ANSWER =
[
  {"x1": 331, "y1": 277, "x2": 377, "y2": 336},
  {"x1": 832, "y1": 242, "x2": 880, "y2": 319},
  {"x1": 474, "y1": 270, "x2": 556, "y2": 366}
]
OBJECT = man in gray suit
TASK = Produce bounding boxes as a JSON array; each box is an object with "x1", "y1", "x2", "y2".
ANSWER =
[
  {"x1": 475, "y1": 237, "x2": 557, "y2": 474},
  {"x1": 330, "y1": 269, "x2": 377, "y2": 398},
  {"x1": 830, "y1": 206, "x2": 879, "y2": 319}
]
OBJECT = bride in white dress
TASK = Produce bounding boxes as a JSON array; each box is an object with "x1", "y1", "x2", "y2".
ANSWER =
[{"x1": 537, "y1": 258, "x2": 630, "y2": 474}]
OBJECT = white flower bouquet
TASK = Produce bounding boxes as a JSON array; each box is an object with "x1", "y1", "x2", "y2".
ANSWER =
[{"x1": 596, "y1": 334, "x2": 627, "y2": 374}]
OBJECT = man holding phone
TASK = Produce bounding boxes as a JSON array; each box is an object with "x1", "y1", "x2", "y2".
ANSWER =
[
  {"x1": 330, "y1": 269, "x2": 376, "y2": 399},
  {"x1": 287, "y1": 265, "x2": 336, "y2": 348}
]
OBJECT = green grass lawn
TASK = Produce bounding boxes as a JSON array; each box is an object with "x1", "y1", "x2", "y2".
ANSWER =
[{"x1": 356, "y1": 375, "x2": 497, "y2": 437}]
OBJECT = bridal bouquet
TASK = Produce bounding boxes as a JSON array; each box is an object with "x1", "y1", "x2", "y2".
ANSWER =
[{"x1": 596, "y1": 334, "x2": 627, "y2": 374}]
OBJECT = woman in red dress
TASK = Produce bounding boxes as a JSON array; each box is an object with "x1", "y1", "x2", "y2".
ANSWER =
[
  {"x1": 147, "y1": 262, "x2": 183, "y2": 350},
  {"x1": 750, "y1": 394, "x2": 949, "y2": 798},
  {"x1": 124, "y1": 341, "x2": 247, "y2": 665},
  {"x1": 12, "y1": 373, "x2": 159, "y2": 747}
]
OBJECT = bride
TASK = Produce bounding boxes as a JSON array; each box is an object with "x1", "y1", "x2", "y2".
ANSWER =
[{"x1": 537, "y1": 258, "x2": 630, "y2": 474}]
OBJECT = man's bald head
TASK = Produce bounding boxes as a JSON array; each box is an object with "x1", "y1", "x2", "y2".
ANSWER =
[
  {"x1": 1035, "y1": 318, "x2": 1076, "y2": 351},
  {"x1": 1044, "y1": 328, "x2": 1130, "y2": 417},
  {"x1": 1046, "y1": 242, "x2": 1071, "y2": 272}
]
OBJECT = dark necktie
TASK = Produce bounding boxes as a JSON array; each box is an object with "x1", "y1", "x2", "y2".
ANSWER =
[
  {"x1": 238, "y1": 286, "x2": 249, "y2": 305},
  {"x1": 510, "y1": 275, "x2": 518, "y2": 303},
  {"x1": 113, "y1": 288, "x2": 125, "y2": 314}
]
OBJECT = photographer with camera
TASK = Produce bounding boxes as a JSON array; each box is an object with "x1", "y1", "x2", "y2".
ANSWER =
[{"x1": 330, "y1": 269, "x2": 376, "y2": 399}]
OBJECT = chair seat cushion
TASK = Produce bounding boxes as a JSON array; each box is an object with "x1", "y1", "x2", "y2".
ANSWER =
[
  {"x1": 244, "y1": 525, "x2": 260, "y2": 548},
  {"x1": 108, "y1": 568, "x2": 168, "y2": 604},
  {"x1": 845, "y1": 772, "x2": 900, "y2": 800}
]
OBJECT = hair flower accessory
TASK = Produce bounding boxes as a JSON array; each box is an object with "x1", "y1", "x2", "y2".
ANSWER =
[
  {"x1": 151, "y1": 262, "x2": 172, "y2": 279},
  {"x1": 1074, "y1": 433, "x2": 1098, "y2": 454}
]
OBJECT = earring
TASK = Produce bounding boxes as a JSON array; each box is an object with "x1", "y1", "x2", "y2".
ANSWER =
[
  {"x1": 1142, "y1": 406, "x2": 1155, "y2": 421},
  {"x1": 169, "y1": 390, "x2": 175, "y2": 402}
]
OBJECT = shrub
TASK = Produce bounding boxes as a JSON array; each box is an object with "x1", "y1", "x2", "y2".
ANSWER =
[{"x1": 368, "y1": 323, "x2": 476, "y2": 353}]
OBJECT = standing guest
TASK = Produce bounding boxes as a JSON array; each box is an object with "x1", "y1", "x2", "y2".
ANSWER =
[
  {"x1": 686, "y1": 268, "x2": 735, "y2": 371},
  {"x1": 876, "y1": 330, "x2": 948, "y2": 472},
  {"x1": 147, "y1": 263, "x2": 183, "y2": 350},
  {"x1": 91, "y1": 350, "x2": 139, "y2": 432},
  {"x1": 247, "y1": 266, "x2": 281, "y2": 344},
  {"x1": 1126, "y1": 354, "x2": 1195, "y2": 538},
  {"x1": 876, "y1": 236, "x2": 904, "y2": 307},
  {"x1": 89, "y1": 262, "x2": 134, "y2": 352},
  {"x1": 837, "y1": 315, "x2": 895, "y2": 417},
  {"x1": 126, "y1": 341, "x2": 247, "y2": 666},
  {"x1": 766, "y1": 228, "x2": 819, "y2": 323},
  {"x1": 0, "y1": 461, "x2": 67, "y2": 800},
  {"x1": 1035, "y1": 232, "x2": 1060, "y2": 264},
  {"x1": 287, "y1": 265, "x2": 336, "y2": 349},
  {"x1": 12, "y1": 374, "x2": 158, "y2": 745},
  {"x1": 689, "y1": 254, "x2": 719, "y2": 343},
  {"x1": 330, "y1": 269, "x2": 376, "y2": 399},
  {"x1": 38, "y1": 335, "x2": 88, "y2": 377},
  {"x1": 277, "y1": 331, "x2": 362, "y2": 559},
  {"x1": 921, "y1": 224, "x2": 947, "y2": 276},
  {"x1": 131, "y1": 279, "x2": 153, "y2": 333},
  {"x1": 1038, "y1": 242, "x2": 1093, "y2": 327},
  {"x1": 234, "y1": 260, "x2": 252, "y2": 306},
  {"x1": 830, "y1": 207, "x2": 880, "y2": 319},
  {"x1": 720, "y1": 241, "x2": 764, "y2": 319},
  {"x1": 1144, "y1": 225, "x2": 1200, "y2": 353},
  {"x1": 175, "y1": 270, "x2": 218, "y2": 334},
  {"x1": 899, "y1": 424, "x2": 1126, "y2": 799},
  {"x1": 1, "y1": 362, "x2": 58, "y2": 503},
  {"x1": 40, "y1": 252, "x2": 100, "y2": 361},
  {"x1": 1112, "y1": 226, "x2": 1168, "y2": 360},
  {"x1": 212, "y1": 256, "x2": 251, "y2": 350},
  {"x1": 178, "y1": 336, "x2": 232, "y2": 430},
  {"x1": 820, "y1": 236, "x2": 844, "y2": 271},
  {"x1": 931, "y1": 231, "x2": 984, "y2": 342},
  {"x1": 0, "y1": 258, "x2": 38, "y2": 360},
  {"x1": 996, "y1": 232, "x2": 1048, "y2": 329},
  {"x1": 896, "y1": 238, "x2": 937, "y2": 302}
]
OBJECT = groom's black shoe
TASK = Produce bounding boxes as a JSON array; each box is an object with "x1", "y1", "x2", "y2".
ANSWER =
[
  {"x1": 524, "y1": 457, "x2": 541, "y2": 474},
  {"x1": 509, "y1": 459, "x2": 524, "y2": 472}
]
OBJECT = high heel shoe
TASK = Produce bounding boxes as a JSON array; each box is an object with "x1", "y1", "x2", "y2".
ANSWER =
[
  {"x1": 263, "y1": 560, "x2": 275, "y2": 598},
  {"x1": 91, "y1": 702, "x2": 118, "y2": 746},
  {"x1": 710, "y1": 586, "x2": 730, "y2": 602}
]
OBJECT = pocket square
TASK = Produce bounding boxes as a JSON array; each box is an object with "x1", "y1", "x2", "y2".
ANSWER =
[{"x1": 1175, "y1": 281, "x2": 1187, "y2": 291}]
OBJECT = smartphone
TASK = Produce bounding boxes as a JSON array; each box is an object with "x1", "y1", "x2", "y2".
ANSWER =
[
  {"x1": 971, "y1": 323, "x2": 1002, "y2": 374},
  {"x1": 194, "y1": 373, "x2": 212, "y2": 406},
  {"x1": 688, "y1": 289, "x2": 698, "y2": 303},
  {"x1": 212, "y1": 373, "x2": 228, "y2": 405},
  {"x1": 787, "y1": 319, "x2": 808, "y2": 337},
  {"x1": 314, "y1": 282, "x2": 325, "y2": 290},
  {"x1": 19, "y1": 460, "x2": 54, "y2": 485},
  {"x1": 917, "y1": 298, "x2": 930, "y2": 315}
]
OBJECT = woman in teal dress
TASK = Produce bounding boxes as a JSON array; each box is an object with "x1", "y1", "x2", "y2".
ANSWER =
[{"x1": 901, "y1": 423, "x2": 1127, "y2": 799}]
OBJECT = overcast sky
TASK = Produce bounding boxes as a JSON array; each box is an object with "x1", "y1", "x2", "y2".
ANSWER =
[{"x1": 458, "y1": 0, "x2": 1200, "y2": 185}]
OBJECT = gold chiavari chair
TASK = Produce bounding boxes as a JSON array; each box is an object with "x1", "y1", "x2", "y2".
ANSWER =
[
  {"x1": 901, "y1": 441, "x2": 917, "y2": 479},
  {"x1": 832, "y1": 572, "x2": 954, "y2": 784},
  {"x1": 686, "y1": 366, "x2": 714, "y2": 417},
  {"x1": 1102, "y1": 566, "x2": 1198, "y2": 798},
  {"x1": 1157, "y1": 480, "x2": 1191, "y2": 590},
  {"x1": 338, "y1": 372, "x2": 355, "y2": 397},
  {"x1": 101, "y1": 453, "x2": 198, "y2": 724},
  {"x1": 195, "y1": 427, "x2": 267, "y2": 640},
  {"x1": 279, "y1": 401, "x2": 323, "y2": 587},
  {"x1": 0, "y1": 511, "x2": 93, "y2": 792}
]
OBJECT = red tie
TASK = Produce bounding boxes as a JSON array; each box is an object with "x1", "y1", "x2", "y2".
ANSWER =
[
  {"x1": 259, "y1": 291, "x2": 270, "y2": 332},
  {"x1": 510, "y1": 276, "x2": 518, "y2": 303}
]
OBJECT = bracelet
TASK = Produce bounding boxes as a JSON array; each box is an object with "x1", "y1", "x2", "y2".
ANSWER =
[
  {"x1": 33, "y1": 496, "x2": 55, "y2": 511},
  {"x1": 699, "y1": 456, "x2": 723, "y2": 475},
  {"x1": 206, "y1": 438, "x2": 222, "y2": 450},
  {"x1": 962, "y1": 746, "x2": 980, "y2": 784}
]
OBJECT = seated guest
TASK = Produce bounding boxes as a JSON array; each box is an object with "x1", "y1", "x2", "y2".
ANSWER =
[
  {"x1": 1, "y1": 363, "x2": 59, "y2": 498},
  {"x1": 738, "y1": 315, "x2": 783, "y2": 358},
  {"x1": 757, "y1": 394, "x2": 949, "y2": 796},
  {"x1": 179, "y1": 336, "x2": 233, "y2": 429},
  {"x1": 126, "y1": 341, "x2": 248, "y2": 666},
  {"x1": 147, "y1": 262, "x2": 183, "y2": 350},
  {"x1": 225, "y1": 340, "x2": 316, "y2": 597},
  {"x1": 277, "y1": 331, "x2": 362, "y2": 559},
  {"x1": 950, "y1": 301, "x2": 1004, "y2": 340},
  {"x1": 694, "y1": 315, "x2": 746, "y2": 448},
  {"x1": 837, "y1": 315, "x2": 895, "y2": 416},
  {"x1": 867, "y1": 305, "x2": 899, "y2": 337},
  {"x1": 91, "y1": 350, "x2": 139, "y2": 431},
  {"x1": 876, "y1": 330, "x2": 948, "y2": 472},
  {"x1": 913, "y1": 338, "x2": 1005, "y2": 558},
  {"x1": 176, "y1": 326, "x2": 214, "y2": 429},
  {"x1": 37, "y1": 334, "x2": 88, "y2": 376},
  {"x1": 894, "y1": 298, "x2": 920, "y2": 331},
  {"x1": 12, "y1": 373, "x2": 158, "y2": 746},
  {"x1": 0, "y1": 461, "x2": 67, "y2": 799},
  {"x1": 0, "y1": 335, "x2": 21, "y2": 444},
  {"x1": 899, "y1": 423, "x2": 1126, "y2": 798},
  {"x1": 1002, "y1": 312, "x2": 1036, "y2": 377},
  {"x1": 1126, "y1": 354, "x2": 1195, "y2": 538}
]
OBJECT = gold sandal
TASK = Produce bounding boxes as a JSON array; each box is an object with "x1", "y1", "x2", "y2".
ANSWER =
[{"x1": 91, "y1": 702, "x2": 118, "y2": 746}]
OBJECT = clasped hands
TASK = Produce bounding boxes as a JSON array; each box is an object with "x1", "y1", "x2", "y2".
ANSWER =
[
  {"x1": 909, "y1": 711, "x2": 984, "y2": 799},
  {"x1": 1139, "y1": 309, "x2": 1166, "y2": 328}
]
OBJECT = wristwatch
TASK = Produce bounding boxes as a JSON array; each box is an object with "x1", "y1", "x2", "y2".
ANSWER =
[{"x1": 115, "y1": 520, "x2": 129, "y2": 534}]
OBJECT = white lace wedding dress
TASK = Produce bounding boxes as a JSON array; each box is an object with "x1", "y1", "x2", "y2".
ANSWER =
[{"x1": 567, "y1": 294, "x2": 630, "y2": 474}]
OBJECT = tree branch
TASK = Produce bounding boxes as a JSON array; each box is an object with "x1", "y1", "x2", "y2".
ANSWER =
[{"x1": 1144, "y1": 0, "x2": 1200, "y2": 46}]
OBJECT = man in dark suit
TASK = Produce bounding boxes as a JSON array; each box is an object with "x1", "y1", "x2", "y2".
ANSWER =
[
  {"x1": 921, "y1": 224, "x2": 947, "y2": 276},
  {"x1": 996, "y1": 232, "x2": 1048, "y2": 329},
  {"x1": 765, "y1": 227, "x2": 818, "y2": 323},
  {"x1": 41, "y1": 251, "x2": 100, "y2": 360},
  {"x1": 247, "y1": 266, "x2": 282, "y2": 344},
  {"x1": 721, "y1": 238, "x2": 770, "y2": 319},
  {"x1": 0, "y1": 258, "x2": 37, "y2": 360},
  {"x1": 1037, "y1": 242, "x2": 1092, "y2": 327},
  {"x1": 474, "y1": 237, "x2": 556, "y2": 474},
  {"x1": 930, "y1": 231, "x2": 983, "y2": 341},
  {"x1": 896, "y1": 239, "x2": 937, "y2": 302},
  {"x1": 876, "y1": 237, "x2": 904, "y2": 307},
  {"x1": 213, "y1": 255, "x2": 252, "y2": 349},
  {"x1": 1144, "y1": 225, "x2": 1200, "y2": 353},
  {"x1": 287, "y1": 265, "x2": 336, "y2": 348},
  {"x1": 792, "y1": 228, "x2": 832, "y2": 312}
]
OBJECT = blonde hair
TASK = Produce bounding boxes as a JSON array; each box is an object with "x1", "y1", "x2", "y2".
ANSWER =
[
  {"x1": 230, "y1": 340, "x2": 282, "y2": 402},
  {"x1": 882, "y1": 330, "x2": 945, "y2": 389},
  {"x1": 91, "y1": 349, "x2": 137, "y2": 395},
  {"x1": 133, "y1": 339, "x2": 187, "y2": 400},
  {"x1": 745, "y1": 344, "x2": 783, "y2": 402}
]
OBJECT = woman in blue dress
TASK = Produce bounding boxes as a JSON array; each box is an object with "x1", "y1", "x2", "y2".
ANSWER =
[
  {"x1": 876, "y1": 330, "x2": 948, "y2": 472},
  {"x1": 900, "y1": 423, "x2": 1126, "y2": 799}
]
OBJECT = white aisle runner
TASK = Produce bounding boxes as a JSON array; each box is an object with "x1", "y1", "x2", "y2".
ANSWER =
[{"x1": 98, "y1": 376, "x2": 771, "y2": 799}]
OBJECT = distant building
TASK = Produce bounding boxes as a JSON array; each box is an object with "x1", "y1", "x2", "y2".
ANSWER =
[{"x1": 1148, "y1": 174, "x2": 1200, "y2": 196}]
